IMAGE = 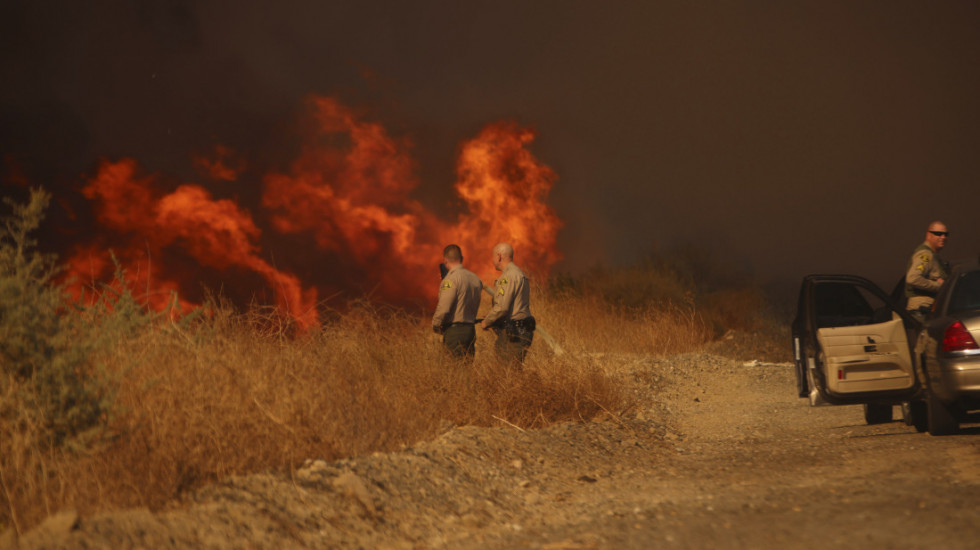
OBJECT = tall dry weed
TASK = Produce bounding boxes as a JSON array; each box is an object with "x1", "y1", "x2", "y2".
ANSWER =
[
  {"x1": 1, "y1": 296, "x2": 629, "y2": 533},
  {"x1": 535, "y1": 291, "x2": 709, "y2": 355},
  {"x1": 538, "y1": 257, "x2": 788, "y2": 360},
  {"x1": 1, "y1": 192, "x2": 787, "y2": 535}
]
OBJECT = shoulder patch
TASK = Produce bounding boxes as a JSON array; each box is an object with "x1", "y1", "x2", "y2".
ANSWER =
[
  {"x1": 499, "y1": 277, "x2": 509, "y2": 285},
  {"x1": 919, "y1": 254, "x2": 931, "y2": 263},
  {"x1": 441, "y1": 281, "x2": 453, "y2": 290}
]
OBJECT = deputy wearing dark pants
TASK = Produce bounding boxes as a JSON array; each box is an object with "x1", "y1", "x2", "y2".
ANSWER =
[
  {"x1": 432, "y1": 244, "x2": 484, "y2": 359},
  {"x1": 905, "y1": 221, "x2": 950, "y2": 322},
  {"x1": 480, "y1": 242, "x2": 535, "y2": 364}
]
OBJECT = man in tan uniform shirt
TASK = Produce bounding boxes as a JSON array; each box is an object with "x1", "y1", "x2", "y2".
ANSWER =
[
  {"x1": 905, "y1": 220, "x2": 950, "y2": 321},
  {"x1": 480, "y1": 242, "x2": 535, "y2": 364},
  {"x1": 432, "y1": 244, "x2": 484, "y2": 359}
]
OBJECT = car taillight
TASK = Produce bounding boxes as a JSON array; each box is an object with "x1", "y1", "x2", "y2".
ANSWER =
[{"x1": 942, "y1": 321, "x2": 980, "y2": 353}]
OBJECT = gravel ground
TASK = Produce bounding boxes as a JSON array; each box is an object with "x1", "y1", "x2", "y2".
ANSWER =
[{"x1": 11, "y1": 350, "x2": 980, "y2": 549}]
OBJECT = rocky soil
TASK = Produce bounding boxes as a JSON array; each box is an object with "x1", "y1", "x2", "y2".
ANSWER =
[{"x1": 11, "y1": 348, "x2": 980, "y2": 549}]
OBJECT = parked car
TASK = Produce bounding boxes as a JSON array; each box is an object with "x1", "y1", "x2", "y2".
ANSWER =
[
  {"x1": 791, "y1": 263, "x2": 980, "y2": 435},
  {"x1": 906, "y1": 264, "x2": 980, "y2": 434}
]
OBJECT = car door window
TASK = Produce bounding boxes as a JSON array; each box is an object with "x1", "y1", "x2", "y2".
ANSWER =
[{"x1": 815, "y1": 283, "x2": 889, "y2": 327}]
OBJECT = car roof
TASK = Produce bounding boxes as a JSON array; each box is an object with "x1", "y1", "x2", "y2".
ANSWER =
[{"x1": 951, "y1": 262, "x2": 980, "y2": 274}]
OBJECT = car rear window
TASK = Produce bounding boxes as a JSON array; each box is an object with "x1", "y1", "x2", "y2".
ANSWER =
[{"x1": 949, "y1": 271, "x2": 980, "y2": 314}]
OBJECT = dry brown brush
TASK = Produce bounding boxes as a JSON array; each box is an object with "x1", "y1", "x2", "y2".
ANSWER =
[
  {"x1": 1, "y1": 295, "x2": 630, "y2": 533},
  {"x1": 1, "y1": 191, "x2": 787, "y2": 535}
]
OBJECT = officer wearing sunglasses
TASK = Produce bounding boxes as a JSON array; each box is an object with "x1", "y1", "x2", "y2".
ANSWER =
[{"x1": 905, "y1": 220, "x2": 950, "y2": 321}]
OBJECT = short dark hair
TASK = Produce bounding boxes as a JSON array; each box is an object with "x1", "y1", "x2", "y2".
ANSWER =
[{"x1": 443, "y1": 244, "x2": 463, "y2": 262}]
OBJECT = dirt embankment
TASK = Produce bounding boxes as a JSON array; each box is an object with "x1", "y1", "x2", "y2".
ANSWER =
[{"x1": 11, "y1": 351, "x2": 980, "y2": 549}]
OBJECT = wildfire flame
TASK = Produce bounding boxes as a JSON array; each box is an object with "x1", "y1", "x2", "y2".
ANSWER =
[{"x1": 62, "y1": 95, "x2": 562, "y2": 326}]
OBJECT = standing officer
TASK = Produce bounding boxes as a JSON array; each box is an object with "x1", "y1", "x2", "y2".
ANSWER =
[
  {"x1": 480, "y1": 242, "x2": 535, "y2": 364},
  {"x1": 905, "y1": 220, "x2": 950, "y2": 321},
  {"x1": 432, "y1": 244, "x2": 484, "y2": 359}
]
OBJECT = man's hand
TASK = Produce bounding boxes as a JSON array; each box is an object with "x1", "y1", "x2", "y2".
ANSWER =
[
  {"x1": 937, "y1": 278, "x2": 946, "y2": 286},
  {"x1": 480, "y1": 320, "x2": 489, "y2": 330}
]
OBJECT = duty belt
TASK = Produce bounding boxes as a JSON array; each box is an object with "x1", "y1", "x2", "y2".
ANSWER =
[
  {"x1": 505, "y1": 316, "x2": 536, "y2": 331},
  {"x1": 905, "y1": 285, "x2": 937, "y2": 299}
]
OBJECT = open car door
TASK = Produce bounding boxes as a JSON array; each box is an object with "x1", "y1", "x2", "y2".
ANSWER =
[{"x1": 792, "y1": 274, "x2": 920, "y2": 407}]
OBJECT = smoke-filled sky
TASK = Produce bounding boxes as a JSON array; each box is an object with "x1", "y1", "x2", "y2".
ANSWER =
[{"x1": 2, "y1": 1, "x2": 979, "y2": 304}]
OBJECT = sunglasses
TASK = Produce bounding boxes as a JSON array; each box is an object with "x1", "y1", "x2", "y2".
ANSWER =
[{"x1": 929, "y1": 231, "x2": 949, "y2": 237}]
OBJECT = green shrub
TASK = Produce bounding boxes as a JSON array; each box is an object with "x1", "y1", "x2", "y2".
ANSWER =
[{"x1": 0, "y1": 188, "x2": 148, "y2": 451}]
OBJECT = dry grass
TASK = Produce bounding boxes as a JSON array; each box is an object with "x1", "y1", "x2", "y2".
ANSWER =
[
  {"x1": 0, "y1": 297, "x2": 624, "y2": 533},
  {"x1": 1, "y1": 262, "x2": 788, "y2": 534},
  {"x1": 535, "y1": 291, "x2": 709, "y2": 355}
]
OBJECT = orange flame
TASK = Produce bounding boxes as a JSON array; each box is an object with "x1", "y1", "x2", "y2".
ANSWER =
[
  {"x1": 262, "y1": 96, "x2": 446, "y2": 300},
  {"x1": 68, "y1": 159, "x2": 318, "y2": 327},
  {"x1": 449, "y1": 121, "x2": 563, "y2": 280},
  {"x1": 62, "y1": 95, "x2": 561, "y2": 324}
]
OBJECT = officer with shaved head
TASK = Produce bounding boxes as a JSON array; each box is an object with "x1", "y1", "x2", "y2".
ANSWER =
[
  {"x1": 905, "y1": 220, "x2": 950, "y2": 322},
  {"x1": 432, "y1": 244, "x2": 484, "y2": 359},
  {"x1": 481, "y1": 242, "x2": 535, "y2": 364}
]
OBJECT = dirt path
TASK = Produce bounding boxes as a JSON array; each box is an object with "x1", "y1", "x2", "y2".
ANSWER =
[{"x1": 13, "y1": 352, "x2": 980, "y2": 549}]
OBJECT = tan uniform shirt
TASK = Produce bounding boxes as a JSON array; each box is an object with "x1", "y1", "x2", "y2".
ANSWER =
[
  {"x1": 432, "y1": 265, "x2": 483, "y2": 331},
  {"x1": 483, "y1": 262, "x2": 531, "y2": 327},
  {"x1": 905, "y1": 243, "x2": 948, "y2": 311}
]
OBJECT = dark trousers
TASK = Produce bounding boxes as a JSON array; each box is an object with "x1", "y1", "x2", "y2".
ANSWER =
[
  {"x1": 494, "y1": 326, "x2": 533, "y2": 364},
  {"x1": 907, "y1": 305, "x2": 931, "y2": 325},
  {"x1": 443, "y1": 324, "x2": 476, "y2": 359}
]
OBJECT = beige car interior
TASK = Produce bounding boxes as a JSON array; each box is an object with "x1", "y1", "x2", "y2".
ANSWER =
[{"x1": 816, "y1": 311, "x2": 915, "y2": 395}]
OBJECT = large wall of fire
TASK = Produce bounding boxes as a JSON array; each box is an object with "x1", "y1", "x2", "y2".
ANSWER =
[{"x1": 61, "y1": 96, "x2": 562, "y2": 327}]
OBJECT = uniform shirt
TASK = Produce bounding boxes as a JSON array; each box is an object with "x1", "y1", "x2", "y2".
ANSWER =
[
  {"x1": 905, "y1": 243, "x2": 949, "y2": 310},
  {"x1": 432, "y1": 265, "x2": 483, "y2": 330},
  {"x1": 483, "y1": 262, "x2": 531, "y2": 327}
]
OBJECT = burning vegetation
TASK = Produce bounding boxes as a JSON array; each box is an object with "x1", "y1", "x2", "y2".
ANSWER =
[
  {"x1": 0, "y1": 99, "x2": 787, "y2": 536},
  {"x1": 64, "y1": 95, "x2": 562, "y2": 327}
]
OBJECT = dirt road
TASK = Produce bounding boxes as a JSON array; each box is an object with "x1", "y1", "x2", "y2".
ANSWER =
[{"x1": 14, "y1": 352, "x2": 980, "y2": 549}]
